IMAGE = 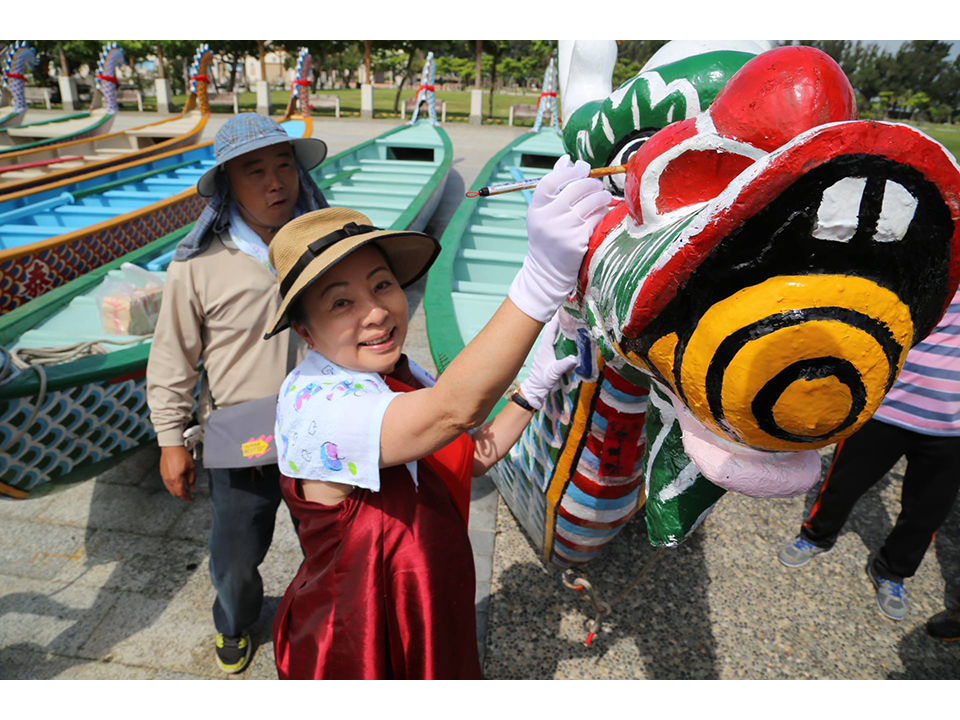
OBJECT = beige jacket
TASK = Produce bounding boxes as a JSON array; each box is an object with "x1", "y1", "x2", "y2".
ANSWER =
[{"x1": 147, "y1": 234, "x2": 302, "y2": 447}]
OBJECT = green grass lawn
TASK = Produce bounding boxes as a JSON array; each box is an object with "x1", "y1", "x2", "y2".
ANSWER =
[
  {"x1": 918, "y1": 124, "x2": 960, "y2": 161},
  {"x1": 132, "y1": 88, "x2": 548, "y2": 125}
]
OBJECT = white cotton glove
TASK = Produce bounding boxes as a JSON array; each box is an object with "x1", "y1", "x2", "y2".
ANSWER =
[
  {"x1": 509, "y1": 155, "x2": 612, "y2": 322},
  {"x1": 519, "y1": 312, "x2": 579, "y2": 410}
]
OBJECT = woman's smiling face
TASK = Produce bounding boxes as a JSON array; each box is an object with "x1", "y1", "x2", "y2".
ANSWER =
[{"x1": 291, "y1": 244, "x2": 409, "y2": 374}]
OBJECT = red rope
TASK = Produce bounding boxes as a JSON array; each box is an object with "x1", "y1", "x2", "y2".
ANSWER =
[
  {"x1": 293, "y1": 79, "x2": 310, "y2": 85},
  {"x1": 96, "y1": 74, "x2": 118, "y2": 84},
  {"x1": 539, "y1": 91, "x2": 557, "y2": 97},
  {"x1": 5, "y1": 73, "x2": 26, "y2": 81},
  {"x1": 417, "y1": 85, "x2": 435, "y2": 92},
  {"x1": 190, "y1": 74, "x2": 209, "y2": 83}
]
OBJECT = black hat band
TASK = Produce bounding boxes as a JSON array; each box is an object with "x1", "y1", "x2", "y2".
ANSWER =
[{"x1": 279, "y1": 222, "x2": 380, "y2": 298}]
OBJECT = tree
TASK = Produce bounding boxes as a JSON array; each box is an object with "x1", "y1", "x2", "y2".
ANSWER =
[
  {"x1": 31, "y1": 40, "x2": 100, "y2": 78},
  {"x1": 209, "y1": 41, "x2": 259, "y2": 92},
  {"x1": 373, "y1": 40, "x2": 432, "y2": 112}
]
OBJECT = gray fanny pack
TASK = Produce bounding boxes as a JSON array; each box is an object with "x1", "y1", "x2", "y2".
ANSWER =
[
  {"x1": 202, "y1": 394, "x2": 281, "y2": 469},
  {"x1": 201, "y1": 255, "x2": 299, "y2": 470}
]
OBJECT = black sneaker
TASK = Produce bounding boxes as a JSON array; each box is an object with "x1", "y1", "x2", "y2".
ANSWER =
[
  {"x1": 926, "y1": 607, "x2": 960, "y2": 642},
  {"x1": 215, "y1": 631, "x2": 252, "y2": 674}
]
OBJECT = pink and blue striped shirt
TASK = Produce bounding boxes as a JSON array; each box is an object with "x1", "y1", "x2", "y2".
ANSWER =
[{"x1": 873, "y1": 289, "x2": 960, "y2": 436}]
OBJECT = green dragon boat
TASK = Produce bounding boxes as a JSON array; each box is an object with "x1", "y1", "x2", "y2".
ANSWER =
[
  {"x1": 0, "y1": 120, "x2": 451, "y2": 495},
  {"x1": 424, "y1": 127, "x2": 564, "y2": 406}
]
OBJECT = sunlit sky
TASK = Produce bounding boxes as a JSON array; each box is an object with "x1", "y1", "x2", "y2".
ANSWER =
[{"x1": 869, "y1": 40, "x2": 960, "y2": 60}]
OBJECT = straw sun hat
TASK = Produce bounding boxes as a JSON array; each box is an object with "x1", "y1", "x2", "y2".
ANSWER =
[{"x1": 264, "y1": 207, "x2": 440, "y2": 339}]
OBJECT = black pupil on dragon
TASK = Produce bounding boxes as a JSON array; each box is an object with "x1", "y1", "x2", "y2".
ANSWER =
[{"x1": 607, "y1": 129, "x2": 658, "y2": 194}]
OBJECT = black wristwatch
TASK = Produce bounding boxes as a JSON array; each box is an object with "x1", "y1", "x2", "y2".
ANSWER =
[{"x1": 510, "y1": 391, "x2": 536, "y2": 413}]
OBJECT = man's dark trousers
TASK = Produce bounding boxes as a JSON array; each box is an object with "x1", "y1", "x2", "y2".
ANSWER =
[
  {"x1": 207, "y1": 465, "x2": 294, "y2": 637},
  {"x1": 800, "y1": 418, "x2": 960, "y2": 582}
]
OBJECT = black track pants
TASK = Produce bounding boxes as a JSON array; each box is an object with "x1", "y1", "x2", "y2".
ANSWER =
[{"x1": 800, "y1": 418, "x2": 960, "y2": 582}]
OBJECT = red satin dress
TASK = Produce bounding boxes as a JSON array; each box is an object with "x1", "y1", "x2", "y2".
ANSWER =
[{"x1": 272, "y1": 375, "x2": 482, "y2": 679}]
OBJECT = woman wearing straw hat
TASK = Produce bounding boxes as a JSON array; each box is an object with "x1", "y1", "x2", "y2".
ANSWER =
[
  {"x1": 147, "y1": 114, "x2": 328, "y2": 674},
  {"x1": 266, "y1": 157, "x2": 610, "y2": 679}
]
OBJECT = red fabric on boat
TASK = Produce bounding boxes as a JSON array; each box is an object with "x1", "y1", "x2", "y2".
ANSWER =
[
  {"x1": 272, "y1": 375, "x2": 481, "y2": 680},
  {"x1": 0, "y1": 155, "x2": 83, "y2": 174}
]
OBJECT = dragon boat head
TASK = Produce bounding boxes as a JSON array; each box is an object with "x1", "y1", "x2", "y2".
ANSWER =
[{"x1": 564, "y1": 45, "x2": 960, "y2": 499}]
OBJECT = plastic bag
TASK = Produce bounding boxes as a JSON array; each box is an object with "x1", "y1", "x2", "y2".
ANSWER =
[{"x1": 97, "y1": 263, "x2": 164, "y2": 335}]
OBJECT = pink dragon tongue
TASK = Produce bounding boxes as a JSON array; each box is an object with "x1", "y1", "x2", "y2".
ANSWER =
[{"x1": 669, "y1": 396, "x2": 822, "y2": 498}]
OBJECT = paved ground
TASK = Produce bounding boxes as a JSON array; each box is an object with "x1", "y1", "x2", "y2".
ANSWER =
[{"x1": 2, "y1": 111, "x2": 960, "y2": 679}]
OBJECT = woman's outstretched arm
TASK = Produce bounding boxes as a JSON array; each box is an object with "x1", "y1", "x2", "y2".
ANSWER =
[{"x1": 380, "y1": 157, "x2": 609, "y2": 467}]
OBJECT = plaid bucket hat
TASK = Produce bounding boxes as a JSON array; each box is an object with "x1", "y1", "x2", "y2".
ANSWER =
[{"x1": 197, "y1": 113, "x2": 327, "y2": 197}]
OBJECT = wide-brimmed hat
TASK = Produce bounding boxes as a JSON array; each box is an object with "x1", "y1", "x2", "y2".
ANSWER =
[
  {"x1": 264, "y1": 208, "x2": 440, "y2": 339},
  {"x1": 197, "y1": 113, "x2": 327, "y2": 197}
]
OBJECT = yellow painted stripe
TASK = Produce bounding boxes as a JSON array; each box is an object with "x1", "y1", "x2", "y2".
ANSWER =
[{"x1": 543, "y1": 351, "x2": 604, "y2": 563}]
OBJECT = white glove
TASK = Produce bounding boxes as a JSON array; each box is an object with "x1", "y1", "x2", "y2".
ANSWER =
[
  {"x1": 519, "y1": 312, "x2": 578, "y2": 410},
  {"x1": 509, "y1": 155, "x2": 611, "y2": 322}
]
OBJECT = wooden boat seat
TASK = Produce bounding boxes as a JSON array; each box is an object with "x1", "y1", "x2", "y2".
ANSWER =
[
  {"x1": 465, "y1": 224, "x2": 528, "y2": 240},
  {"x1": 137, "y1": 178, "x2": 195, "y2": 188},
  {"x1": 452, "y1": 278, "x2": 511, "y2": 294},
  {"x1": 375, "y1": 136, "x2": 442, "y2": 149},
  {"x1": 0, "y1": 223, "x2": 88, "y2": 245},
  {"x1": 52, "y1": 205, "x2": 118, "y2": 216},
  {"x1": 82, "y1": 150, "x2": 137, "y2": 162},
  {"x1": 7, "y1": 117, "x2": 99, "y2": 139},
  {"x1": 331, "y1": 183, "x2": 418, "y2": 197},
  {"x1": 331, "y1": 173, "x2": 428, "y2": 188},
  {"x1": 101, "y1": 190, "x2": 169, "y2": 200},
  {"x1": 322, "y1": 203, "x2": 394, "y2": 228},
  {"x1": 355, "y1": 158, "x2": 438, "y2": 170},
  {"x1": 324, "y1": 192, "x2": 410, "y2": 211}
]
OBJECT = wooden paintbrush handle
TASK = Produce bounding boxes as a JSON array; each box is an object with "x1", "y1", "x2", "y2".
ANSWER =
[{"x1": 588, "y1": 164, "x2": 628, "y2": 178}]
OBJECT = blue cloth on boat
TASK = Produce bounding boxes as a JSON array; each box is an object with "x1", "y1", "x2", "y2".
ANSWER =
[{"x1": 172, "y1": 162, "x2": 328, "y2": 263}]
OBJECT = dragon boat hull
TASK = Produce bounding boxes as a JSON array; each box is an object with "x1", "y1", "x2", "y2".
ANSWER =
[
  {"x1": 0, "y1": 118, "x2": 311, "y2": 314},
  {"x1": 0, "y1": 107, "x2": 28, "y2": 129},
  {"x1": 425, "y1": 127, "x2": 564, "y2": 382},
  {"x1": 0, "y1": 108, "x2": 116, "y2": 154},
  {"x1": 0, "y1": 110, "x2": 209, "y2": 195},
  {"x1": 0, "y1": 119, "x2": 450, "y2": 494},
  {"x1": 425, "y1": 128, "x2": 651, "y2": 567}
]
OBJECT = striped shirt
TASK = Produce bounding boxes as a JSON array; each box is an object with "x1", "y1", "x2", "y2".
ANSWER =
[{"x1": 873, "y1": 290, "x2": 960, "y2": 436}]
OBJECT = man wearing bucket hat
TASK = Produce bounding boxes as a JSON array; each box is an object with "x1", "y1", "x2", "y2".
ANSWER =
[{"x1": 146, "y1": 114, "x2": 328, "y2": 674}]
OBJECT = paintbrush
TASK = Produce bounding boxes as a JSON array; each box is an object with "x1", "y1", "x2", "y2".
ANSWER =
[{"x1": 465, "y1": 164, "x2": 627, "y2": 198}]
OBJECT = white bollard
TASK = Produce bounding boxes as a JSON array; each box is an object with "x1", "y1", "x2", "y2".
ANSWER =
[
  {"x1": 256, "y1": 80, "x2": 271, "y2": 115},
  {"x1": 360, "y1": 83, "x2": 374, "y2": 119},
  {"x1": 470, "y1": 88, "x2": 483, "y2": 125},
  {"x1": 154, "y1": 78, "x2": 174, "y2": 114},
  {"x1": 58, "y1": 76, "x2": 79, "y2": 111}
]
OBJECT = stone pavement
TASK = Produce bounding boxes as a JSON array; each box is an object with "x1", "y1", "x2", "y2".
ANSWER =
[{"x1": 3, "y1": 112, "x2": 960, "y2": 679}]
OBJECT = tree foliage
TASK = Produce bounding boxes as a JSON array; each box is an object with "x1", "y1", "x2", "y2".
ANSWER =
[{"x1": 790, "y1": 40, "x2": 960, "y2": 122}]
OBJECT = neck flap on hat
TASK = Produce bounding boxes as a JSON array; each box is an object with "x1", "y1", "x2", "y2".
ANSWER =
[{"x1": 172, "y1": 160, "x2": 330, "y2": 263}]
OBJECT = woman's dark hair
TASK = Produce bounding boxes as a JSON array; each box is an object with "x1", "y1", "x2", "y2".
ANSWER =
[{"x1": 286, "y1": 242, "x2": 395, "y2": 328}]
